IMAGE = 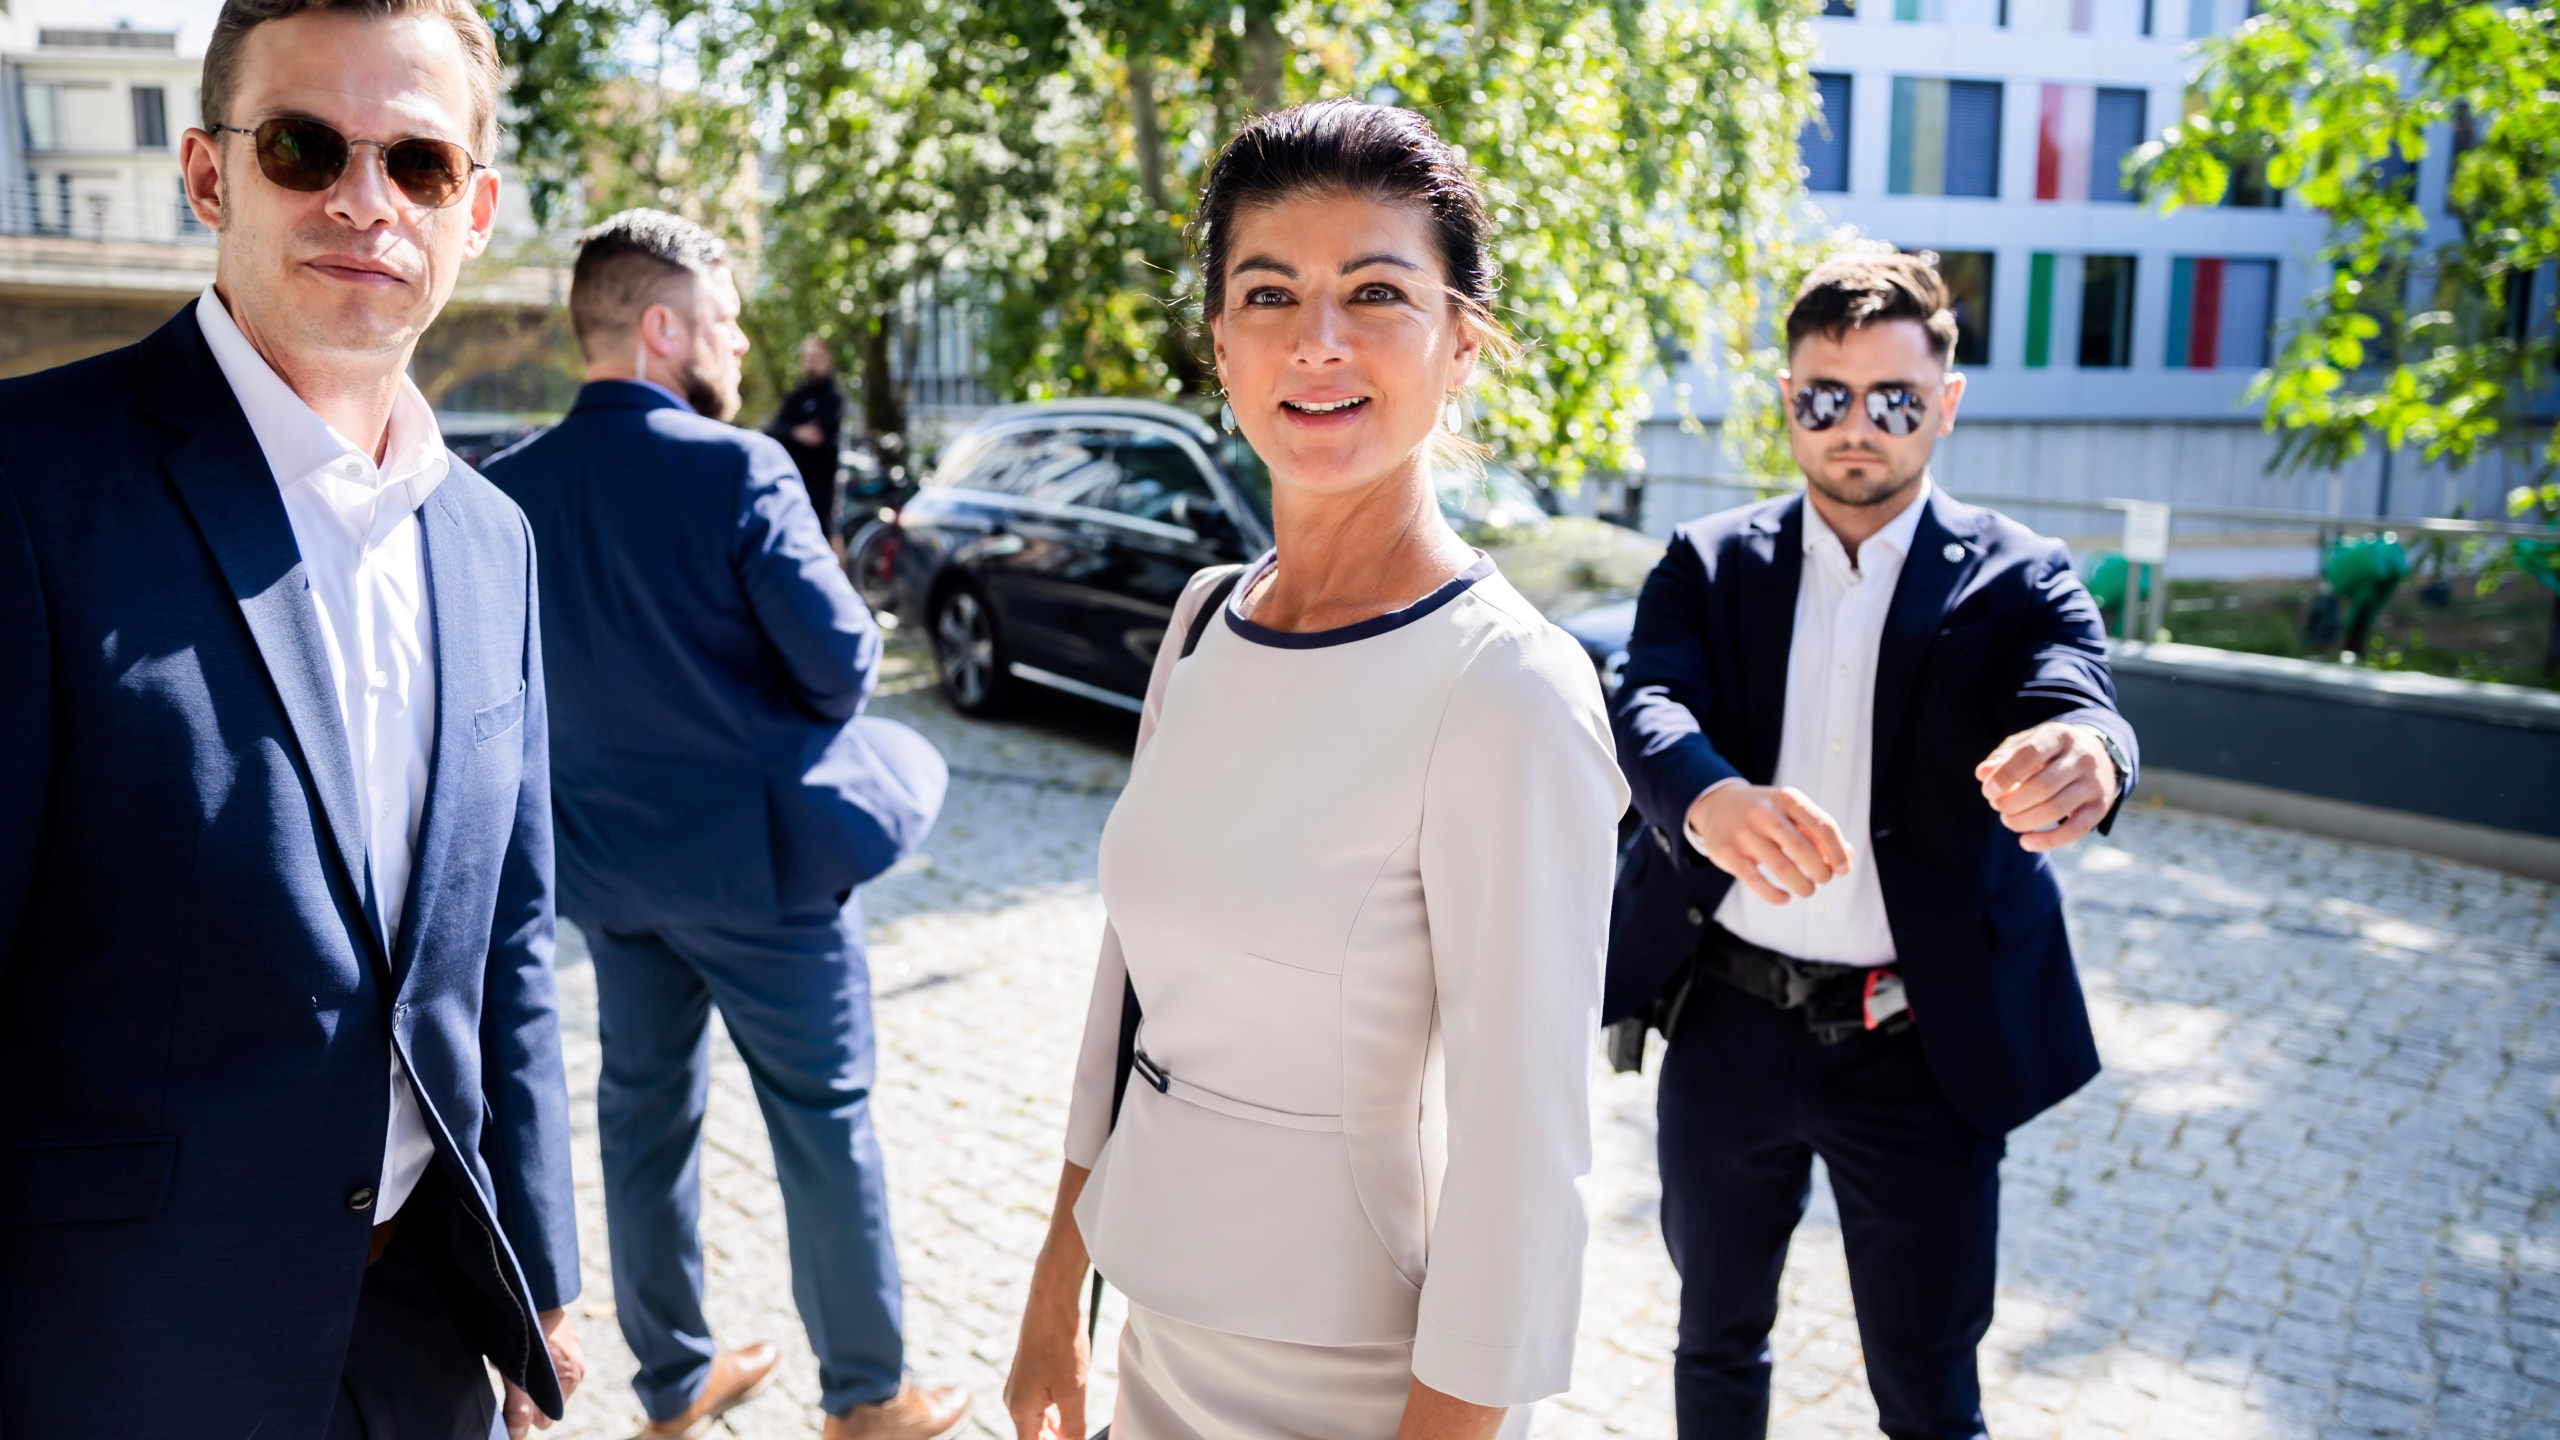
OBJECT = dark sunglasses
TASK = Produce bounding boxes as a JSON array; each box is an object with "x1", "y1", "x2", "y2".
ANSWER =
[
  {"x1": 1791, "y1": 380, "x2": 1931, "y2": 437},
  {"x1": 215, "y1": 117, "x2": 486, "y2": 210}
]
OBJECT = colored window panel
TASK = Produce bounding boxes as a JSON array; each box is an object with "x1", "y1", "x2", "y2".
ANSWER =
[
  {"x1": 1824, "y1": 0, "x2": 1856, "y2": 14},
  {"x1": 1804, "y1": 73, "x2": 1852, "y2": 193},
  {"x1": 1895, "y1": 0, "x2": 1945, "y2": 20},
  {"x1": 2079, "y1": 255, "x2": 2137, "y2": 368},
  {"x1": 2036, "y1": 85, "x2": 2094, "y2": 202},
  {"x1": 2187, "y1": 256, "x2": 2224, "y2": 366},
  {"x1": 1892, "y1": 78, "x2": 2000, "y2": 197},
  {"x1": 2165, "y1": 256, "x2": 2192, "y2": 366},
  {"x1": 2187, "y1": 0, "x2": 2216, "y2": 37},
  {"x1": 2216, "y1": 259, "x2": 2274, "y2": 367},
  {"x1": 2026, "y1": 252, "x2": 2056, "y2": 368},
  {"x1": 1943, "y1": 82, "x2": 2003, "y2": 197},
  {"x1": 2090, "y1": 89, "x2": 2145, "y2": 202}
]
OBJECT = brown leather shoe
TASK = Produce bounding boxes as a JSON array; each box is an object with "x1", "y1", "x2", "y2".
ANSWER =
[
  {"x1": 638, "y1": 1342, "x2": 781, "y2": 1439},
  {"x1": 822, "y1": 1380, "x2": 972, "y2": 1440}
]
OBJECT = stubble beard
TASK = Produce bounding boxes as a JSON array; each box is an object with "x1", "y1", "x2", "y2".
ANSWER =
[{"x1": 1806, "y1": 453, "x2": 1925, "y2": 510}]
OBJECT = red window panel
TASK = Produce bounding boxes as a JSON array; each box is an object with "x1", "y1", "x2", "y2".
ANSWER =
[{"x1": 2188, "y1": 256, "x2": 2224, "y2": 367}]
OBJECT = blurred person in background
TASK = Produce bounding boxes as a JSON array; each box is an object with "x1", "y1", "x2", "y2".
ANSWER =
[
  {"x1": 1607, "y1": 252, "x2": 2138, "y2": 1440},
  {"x1": 770, "y1": 335, "x2": 847, "y2": 545},
  {"x1": 486, "y1": 210, "x2": 961, "y2": 1440},
  {"x1": 1003, "y1": 100, "x2": 1627, "y2": 1440},
  {"x1": 0, "y1": 0, "x2": 585, "y2": 1435}
]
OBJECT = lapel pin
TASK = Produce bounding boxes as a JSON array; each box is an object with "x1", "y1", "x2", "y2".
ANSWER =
[{"x1": 1942, "y1": 542, "x2": 1966, "y2": 563}]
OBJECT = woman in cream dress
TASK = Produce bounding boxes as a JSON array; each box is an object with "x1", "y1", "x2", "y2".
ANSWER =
[{"x1": 1004, "y1": 100, "x2": 1627, "y2": 1440}]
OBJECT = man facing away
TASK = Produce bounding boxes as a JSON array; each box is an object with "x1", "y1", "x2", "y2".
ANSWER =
[
  {"x1": 0, "y1": 0, "x2": 584, "y2": 1435},
  {"x1": 485, "y1": 210, "x2": 963, "y2": 1440},
  {"x1": 1608, "y1": 253, "x2": 2139, "y2": 1439}
]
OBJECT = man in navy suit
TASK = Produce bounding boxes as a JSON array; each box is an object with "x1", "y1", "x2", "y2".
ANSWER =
[
  {"x1": 485, "y1": 211, "x2": 961, "y2": 1440},
  {"x1": 1609, "y1": 254, "x2": 2138, "y2": 1439},
  {"x1": 0, "y1": 1, "x2": 582, "y2": 1436}
]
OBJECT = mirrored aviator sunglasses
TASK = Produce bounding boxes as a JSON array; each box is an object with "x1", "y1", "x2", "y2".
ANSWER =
[
  {"x1": 217, "y1": 116, "x2": 483, "y2": 209},
  {"x1": 1791, "y1": 380, "x2": 1930, "y2": 438}
]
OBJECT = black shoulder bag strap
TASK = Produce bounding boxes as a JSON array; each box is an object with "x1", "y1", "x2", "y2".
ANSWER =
[{"x1": 1087, "y1": 565, "x2": 1244, "y2": 1349}]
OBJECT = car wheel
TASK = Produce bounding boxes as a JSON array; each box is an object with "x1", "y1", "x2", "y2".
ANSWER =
[{"x1": 931, "y1": 583, "x2": 1012, "y2": 717}]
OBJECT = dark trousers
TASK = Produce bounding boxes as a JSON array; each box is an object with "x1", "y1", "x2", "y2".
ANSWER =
[
  {"x1": 1657, "y1": 983, "x2": 2002, "y2": 1440},
  {"x1": 586, "y1": 900, "x2": 904, "y2": 1421},
  {"x1": 328, "y1": 1174, "x2": 504, "y2": 1440}
]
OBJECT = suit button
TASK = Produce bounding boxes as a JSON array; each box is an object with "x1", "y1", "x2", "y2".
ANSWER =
[
  {"x1": 347, "y1": 1186, "x2": 377, "y2": 1213},
  {"x1": 1686, "y1": 907, "x2": 1705, "y2": 926}
]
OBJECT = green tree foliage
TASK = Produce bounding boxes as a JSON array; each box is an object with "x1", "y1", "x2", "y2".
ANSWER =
[
  {"x1": 493, "y1": 0, "x2": 1828, "y2": 480},
  {"x1": 2136, "y1": 0, "x2": 2558, "y2": 490}
]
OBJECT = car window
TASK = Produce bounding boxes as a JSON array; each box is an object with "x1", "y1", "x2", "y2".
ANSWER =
[
  {"x1": 938, "y1": 431, "x2": 1029, "y2": 494},
  {"x1": 1099, "y1": 433, "x2": 1219, "y2": 525},
  {"x1": 1012, "y1": 429, "x2": 1125, "y2": 510}
]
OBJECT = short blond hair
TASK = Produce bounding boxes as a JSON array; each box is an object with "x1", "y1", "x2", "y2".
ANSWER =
[{"x1": 201, "y1": 0, "x2": 502, "y2": 156}]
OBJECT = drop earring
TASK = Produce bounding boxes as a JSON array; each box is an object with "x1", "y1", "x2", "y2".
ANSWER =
[
  {"x1": 1220, "y1": 401, "x2": 1237, "y2": 434},
  {"x1": 1443, "y1": 394, "x2": 1464, "y2": 435}
]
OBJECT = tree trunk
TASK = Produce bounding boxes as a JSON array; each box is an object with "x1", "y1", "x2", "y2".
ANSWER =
[
  {"x1": 1126, "y1": 56, "x2": 1171, "y2": 215},
  {"x1": 861, "y1": 305, "x2": 907, "y2": 481},
  {"x1": 1241, "y1": 9, "x2": 1284, "y2": 114}
]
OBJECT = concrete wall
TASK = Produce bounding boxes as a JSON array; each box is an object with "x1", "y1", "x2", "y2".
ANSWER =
[{"x1": 2108, "y1": 642, "x2": 2560, "y2": 876}]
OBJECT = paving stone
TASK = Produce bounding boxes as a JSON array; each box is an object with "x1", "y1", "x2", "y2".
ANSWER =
[{"x1": 530, "y1": 641, "x2": 2560, "y2": 1440}]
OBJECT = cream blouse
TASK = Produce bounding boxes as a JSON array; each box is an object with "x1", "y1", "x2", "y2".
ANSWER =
[{"x1": 1064, "y1": 554, "x2": 1628, "y2": 1407}]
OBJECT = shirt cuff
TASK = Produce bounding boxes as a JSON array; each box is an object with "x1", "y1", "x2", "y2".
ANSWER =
[
  {"x1": 1681, "y1": 777, "x2": 1749, "y2": 859},
  {"x1": 2068, "y1": 722, "x2": 2126, "y2": 805},
  {"x1": 1410, "y1": 1316, "x2": 1578, "y2": 1409}
]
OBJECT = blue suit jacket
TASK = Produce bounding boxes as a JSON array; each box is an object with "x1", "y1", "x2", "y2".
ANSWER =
[
  {"x1": 1608, "y1": 489, "x2": 2138, "y2": 1136},
  {"x1": 486, "y1": 381, "x2": 942, "y2": 929},
  {"x1": 0, "y1": 310, "x2": 579, "y2": 1436}
]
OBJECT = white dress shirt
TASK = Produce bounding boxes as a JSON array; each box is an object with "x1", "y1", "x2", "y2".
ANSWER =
[
  {"x1": 196, "y1": 287, "x2": 445, "y2": 1221},
  {"x1": 1694, "y1": 479, "x2": 1935, "y2": 968}
]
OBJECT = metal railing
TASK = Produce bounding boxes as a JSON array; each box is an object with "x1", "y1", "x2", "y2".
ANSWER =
[
  {"x1": 1619, "y1": 475, "x2": 2556, "y2": 645},
  {"x1": 0, "y1": 188, "x2": 211, "y2": 247}
]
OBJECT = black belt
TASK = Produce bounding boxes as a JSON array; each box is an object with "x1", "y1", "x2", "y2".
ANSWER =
[{"x1": 1693, "y1": 922, "x2": 1913, "y2": 1046}]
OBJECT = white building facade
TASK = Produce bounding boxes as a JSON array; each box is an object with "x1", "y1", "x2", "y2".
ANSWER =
[
  {"x1": 1635, "y1": 0, "x2": 2553, "y2": 540},
  {"x1": 0, "y1": 10, "x2": 202, "y2": 245}
]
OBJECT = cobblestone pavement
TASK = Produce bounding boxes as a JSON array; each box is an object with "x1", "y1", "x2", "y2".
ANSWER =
[{"x1": 540, "y1": 640, "x2": 2560, "y2": 1440}]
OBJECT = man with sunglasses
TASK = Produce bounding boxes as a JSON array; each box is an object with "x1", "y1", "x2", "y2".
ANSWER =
[
  {"x1": 0, "y1": 1, "x2": 582, "y2": 1437},
  {"x1": 1606, "y1": 253, "x2": 2138, "y2": 1439}
]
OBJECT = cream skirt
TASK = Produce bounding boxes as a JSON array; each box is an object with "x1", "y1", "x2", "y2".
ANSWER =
[{"x1": 1110, "y1": 1303, "x2": 1532, "y2": 1440}]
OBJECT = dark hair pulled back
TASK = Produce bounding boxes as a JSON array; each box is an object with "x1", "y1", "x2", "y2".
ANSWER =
[{"x1": 1190, "y1": 99, "x2": 1517, "y2": 365}]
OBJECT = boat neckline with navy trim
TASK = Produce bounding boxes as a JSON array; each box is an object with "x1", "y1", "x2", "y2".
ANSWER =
[{"x1": 1222, "y1": 549, "x2": 1497, "y2": 650}]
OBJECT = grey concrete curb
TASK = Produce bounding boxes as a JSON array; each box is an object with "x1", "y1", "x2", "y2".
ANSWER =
[{"x1": 2144, "y1": 766, "x2": 2560, "y2": 881}]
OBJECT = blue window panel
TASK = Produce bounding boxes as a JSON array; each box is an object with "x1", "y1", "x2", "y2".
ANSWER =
[
  {"x1": 2090, "y1": 88, "x2": 2146, "y2": 202},
  {"x1": 1943, "y1": 81, "x2": 2004, "y2": 198},
  {"x1": 1804, "y1": 73, "x2": 1853, "y2": 193}
]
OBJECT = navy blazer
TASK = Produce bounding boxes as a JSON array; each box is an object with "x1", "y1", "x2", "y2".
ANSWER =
[
  {"x1": 0, "y1": 310, "x2": 579, "y2": 1436},
  {"x1": 1608, "y1": 489, "x2": 2138, "y2": 1137},
  {"x1": 486, "y1": 382, "x2": 942, "y2": 929}
]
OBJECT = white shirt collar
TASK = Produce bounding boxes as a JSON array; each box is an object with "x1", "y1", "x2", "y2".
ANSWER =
[
  {"x1": 1803, "y1": 475, "x2": 1934, "y2": 572},
  {"x1": 194, "y1": 286, "x2": 449, "y2": 528}
]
